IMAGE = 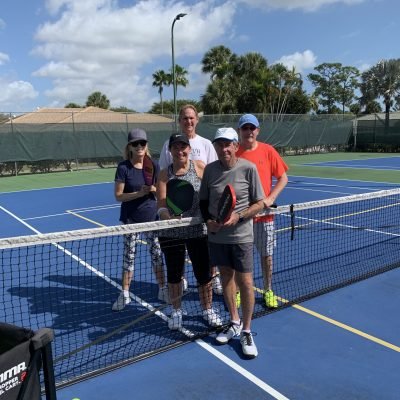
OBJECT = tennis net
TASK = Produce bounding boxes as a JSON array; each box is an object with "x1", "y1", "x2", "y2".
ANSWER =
[{"x1": 1, "y1": 188, "x2": 399, "y2": 387}]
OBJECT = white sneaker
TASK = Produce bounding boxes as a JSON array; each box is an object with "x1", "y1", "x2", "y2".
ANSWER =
[
  {"x1": 212, "y1": 275, "x2": 223, "y2": 295},
  {"x1": 240, "y1": 332, "x2": 258, "y2": 358},
  {"x1": 216, "y1": 321, "x2": 242, "y2": 344},
  {"x1": 168, "y1": 309, "x2": 183, "y2": 330},
  {"x1": 182, "y1": 278, "x2": 188, "y2": 292},
  {"x1": 158, "y1": 286, "x2": 169, "y2": 303},
  {"x1": 112, "y1": 292, "x2": 131, "y2": 311},
  {"x1": 202, "y1": 308, "x2": 222, "y2": 327}
]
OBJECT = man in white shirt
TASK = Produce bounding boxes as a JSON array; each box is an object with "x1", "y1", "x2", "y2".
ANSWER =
[{"x1": 158, "y1": 104, "x2": 217, "y2": 169}]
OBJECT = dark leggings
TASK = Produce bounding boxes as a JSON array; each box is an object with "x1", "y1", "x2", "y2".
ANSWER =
[{"x1": 158, "y1": 236, "x2": 211, "y2": 286}]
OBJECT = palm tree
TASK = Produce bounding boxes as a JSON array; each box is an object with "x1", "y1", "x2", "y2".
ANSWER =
[
  {"x1": 202, "y1": 78, "x2": 236, "y2": 114},
  {"x1": 85, "y1": 91, "x2": 110, "y2": 109},
  {"x1": 172, "y1": 64, "x2": 188, "y2": 98},
  {"x1": 152, "y1": 70, "x2": 169, "y2": 114},
  {"x1": 268, "y1": 64, "x2": 302, "y2": 120},
  {"x1": 201, "y1": 45, "x2": 233, "y2": 80},
  {"x1": 360, "y1": 59, "x2": 400, "y2": 130},
  {"x1": 233, "y1": 52, "x2": 269, "y2": 112}
]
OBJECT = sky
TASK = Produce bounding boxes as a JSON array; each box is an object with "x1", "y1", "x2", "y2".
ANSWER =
[{"x1": 0, "y1": 0, "x2": 398, "y2": 113}]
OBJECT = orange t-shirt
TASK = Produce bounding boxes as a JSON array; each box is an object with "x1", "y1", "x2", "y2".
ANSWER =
[{"x1": 237, "y1": 142, "x2": 288, "y2": 222}]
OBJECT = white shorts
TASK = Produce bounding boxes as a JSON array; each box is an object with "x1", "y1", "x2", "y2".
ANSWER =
[{"x1": 253, "y1": 220, "x2": 276, "y2": 257}]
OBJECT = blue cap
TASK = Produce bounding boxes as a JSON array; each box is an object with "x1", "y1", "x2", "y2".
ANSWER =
[{"x1": 238, "y1": 114, "x2": 260, "y2": 128}]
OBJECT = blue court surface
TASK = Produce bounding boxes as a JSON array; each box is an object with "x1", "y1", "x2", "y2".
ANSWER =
[
  {"x1": 302, "y1": 155, "x2": 400, "y2": 171},
  {"x1": 0, "y1": 175, "x2": 399, "y2": 400}
]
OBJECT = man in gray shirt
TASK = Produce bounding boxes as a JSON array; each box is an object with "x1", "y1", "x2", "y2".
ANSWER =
[{"x1": 199, "y1": 127, "x2": 264, "y2": 359}]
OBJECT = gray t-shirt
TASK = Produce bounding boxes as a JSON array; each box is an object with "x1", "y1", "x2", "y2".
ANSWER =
[{"x1": 199, "y1": 158, "x2": 265, "y2": 244}]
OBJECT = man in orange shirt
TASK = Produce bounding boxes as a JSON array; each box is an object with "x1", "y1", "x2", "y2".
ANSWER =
[{"x1": 237, "y1": 114, "x2": 288, "y2": 308}]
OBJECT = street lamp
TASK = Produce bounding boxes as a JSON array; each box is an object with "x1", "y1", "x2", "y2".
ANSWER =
[{"x1": 171, "y1": 12, "x2": 187, "y2": 127}]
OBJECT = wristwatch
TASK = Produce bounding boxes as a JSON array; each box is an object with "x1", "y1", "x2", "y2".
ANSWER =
[{"x1": 238, "y1": 212, "x2": 245, "y2": 223}]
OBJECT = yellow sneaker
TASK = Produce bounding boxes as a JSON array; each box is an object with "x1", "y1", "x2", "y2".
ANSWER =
[
  {"x1": 264, "y1": 289, "x2": 278, "y2": 308},
  {"x1": 235, "y1": 292, "x2": 241, "y2": 308}
]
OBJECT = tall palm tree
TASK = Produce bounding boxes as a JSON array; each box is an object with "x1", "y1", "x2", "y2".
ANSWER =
[
  {"x1": 152, "y1": 70, "x2": 169, "y2": 114},
  {"x1": 201, "y1": 45, "x2": 233, "y2": 80},
  {"x1": 360, "y1": 59, "x2": 400, "y2": 129},
  {"x1": 172, "y1": 64, "x2": 188, "y2": 98},
  {"x1": 201, "y1": 78, "x2": 236, "y2": 114},
  {"x1": 233, "y1": 52, "x2": 269, "y2": 112}
]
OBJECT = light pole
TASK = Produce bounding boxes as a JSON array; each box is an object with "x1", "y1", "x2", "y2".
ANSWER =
[{"x1": 171, "y1": 13, "x2": 187, "y2": 127}]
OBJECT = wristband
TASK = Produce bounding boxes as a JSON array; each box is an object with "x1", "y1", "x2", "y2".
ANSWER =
[{"x1": 157, "y1": 207, "x2": 169, "y2": 217}]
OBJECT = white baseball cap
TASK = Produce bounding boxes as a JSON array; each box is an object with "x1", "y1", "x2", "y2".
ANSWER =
[{"x1": 212, "y1": 127, "x2": 238, "y2": 143}]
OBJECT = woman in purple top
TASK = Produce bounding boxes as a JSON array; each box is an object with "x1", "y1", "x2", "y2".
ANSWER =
[{"x1": 112, "y1": 128, "x2": 167, "y2": 311}]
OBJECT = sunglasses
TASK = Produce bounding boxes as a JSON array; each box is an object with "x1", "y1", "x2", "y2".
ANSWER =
[
  {"x1": 130, "y1": 140, "x2": 147, "y2": 147},
  {"x1": 240, "y1": 125, "x2": 257, "y2": 131}
]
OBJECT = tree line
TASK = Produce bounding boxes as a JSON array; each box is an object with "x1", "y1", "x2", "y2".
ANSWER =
[{"x1": 64, "y1": 45, "x2": 400, "y2": 123}]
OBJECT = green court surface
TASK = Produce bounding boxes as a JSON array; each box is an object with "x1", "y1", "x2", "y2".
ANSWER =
[
  {"x1": 0, "y1": 152, "x2": 399, "y2": 193},
  {"x1": 284, "y1": 152, "x2": 399, "y2": 183}
]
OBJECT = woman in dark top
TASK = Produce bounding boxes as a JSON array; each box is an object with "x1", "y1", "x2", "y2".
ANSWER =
[{"x1": 112, "y1": 128, "x2": 167, "y2": 311}]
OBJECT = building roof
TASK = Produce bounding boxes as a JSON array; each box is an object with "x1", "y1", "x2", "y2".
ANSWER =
[{"x1": 9, "y1": 106, "x2": 174, "y2": 124}]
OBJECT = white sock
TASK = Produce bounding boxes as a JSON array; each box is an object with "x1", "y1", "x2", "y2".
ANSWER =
[{"x1": 123, "y1": 290, "x2": 129, "y2": 298}]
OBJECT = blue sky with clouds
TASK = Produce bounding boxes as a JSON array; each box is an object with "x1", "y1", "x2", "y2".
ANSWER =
[{"x1": 0, "y1": 0, "x2": 398, "y2": 112}]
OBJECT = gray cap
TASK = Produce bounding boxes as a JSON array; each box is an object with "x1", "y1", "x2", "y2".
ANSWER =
[{"x1": 128, "y1": 128, "x2": 147, "y2": 143}]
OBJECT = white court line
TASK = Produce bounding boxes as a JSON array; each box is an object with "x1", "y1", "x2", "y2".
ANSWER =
[
  {"x1": 0, "y1": 205, "x2": 289, "y2": 400},
  {"x1": 302, "y1": 164, "x2": 400, "y2": 172},
  {"x1": 287, "y1": 174, "x2": 399, "y2": 186},
  {"x1": 196, "y1": 339, "x2": 290, "y2": 400},
  {"x1": 24, "y1": 205, "x2": 119, "y2": 221},
  {"x1": 0, "y1": 181, "x2": 113, "y2": 195},
  {"x1": 286, "y1": 187, "x2": 352, "y2": 195},
  {"x1": 287, "y1": 179, "x2": 394, "y2": 192}
]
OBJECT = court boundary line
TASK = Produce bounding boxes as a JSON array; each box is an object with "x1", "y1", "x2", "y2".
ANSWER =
[
  {"x1": 0, "y1": 180, "x2": 114, "y2": 194},
  {"x1": 288, "y1": 175, "x2": 400, "y2": 185},
  {"x1": 196, "y1": 339, "x2": 290, "y2": 400},
  {"x1": 301, "y1": 164, "x2": 400, "y2": 172},
  {"x1": 296, "y1": 155, "x2": 400, "y2": 165}
]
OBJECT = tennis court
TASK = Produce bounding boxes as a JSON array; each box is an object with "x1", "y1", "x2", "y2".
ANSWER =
[
  {"x1": 0, "y1": 153, "x2": 399, "y2": 399},
  {"x1": 302, "y1": 155, "x2": 400, "y2": 171}
]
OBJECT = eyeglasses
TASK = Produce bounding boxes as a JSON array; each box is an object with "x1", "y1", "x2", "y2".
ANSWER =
[
  {"x1": 240, "y1": 125, "x2": 257, "y2": 131},
  {"x1": 130, "y1": 140, "x2": 147, "y2": 147}
]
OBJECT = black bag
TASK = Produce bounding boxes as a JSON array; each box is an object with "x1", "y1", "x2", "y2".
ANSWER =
[{"x1": 0, "y1": 323, "x2": 56, "y2": 400}]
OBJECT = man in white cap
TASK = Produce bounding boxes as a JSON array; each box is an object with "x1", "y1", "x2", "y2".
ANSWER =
[
  {"x1": 237, "y1": 114, "x2": 288, "y2": 309},
  {"x1": 199, "y1": 127, "x2": 264, "y2": 359}
]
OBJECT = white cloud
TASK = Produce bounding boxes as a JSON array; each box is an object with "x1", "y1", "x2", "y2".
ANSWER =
[
  {"x1": 0, "y1": 80, "x2": 38, "y2": 109},
  {"x1": 238, "y1": 0, "x2": 364, "y2": 12},
  {"x1": 0, "y1": 52, "x2": 10, "y2": 65},
  {"x1": 0, "y1": 18, "x2": 6, "y2": 30},
  {"x1": 274, "y1": 50, "x2": 317, "y2": 73},
  {"x1": 181, "y1": 63, "x2": 210, "y2": 97},
  {"x1": 32, "y1": 0, "x2": 237, "y2": 111},
  {"x1": 356, "y1": 62, "x2": 371, "y2": 72}
]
